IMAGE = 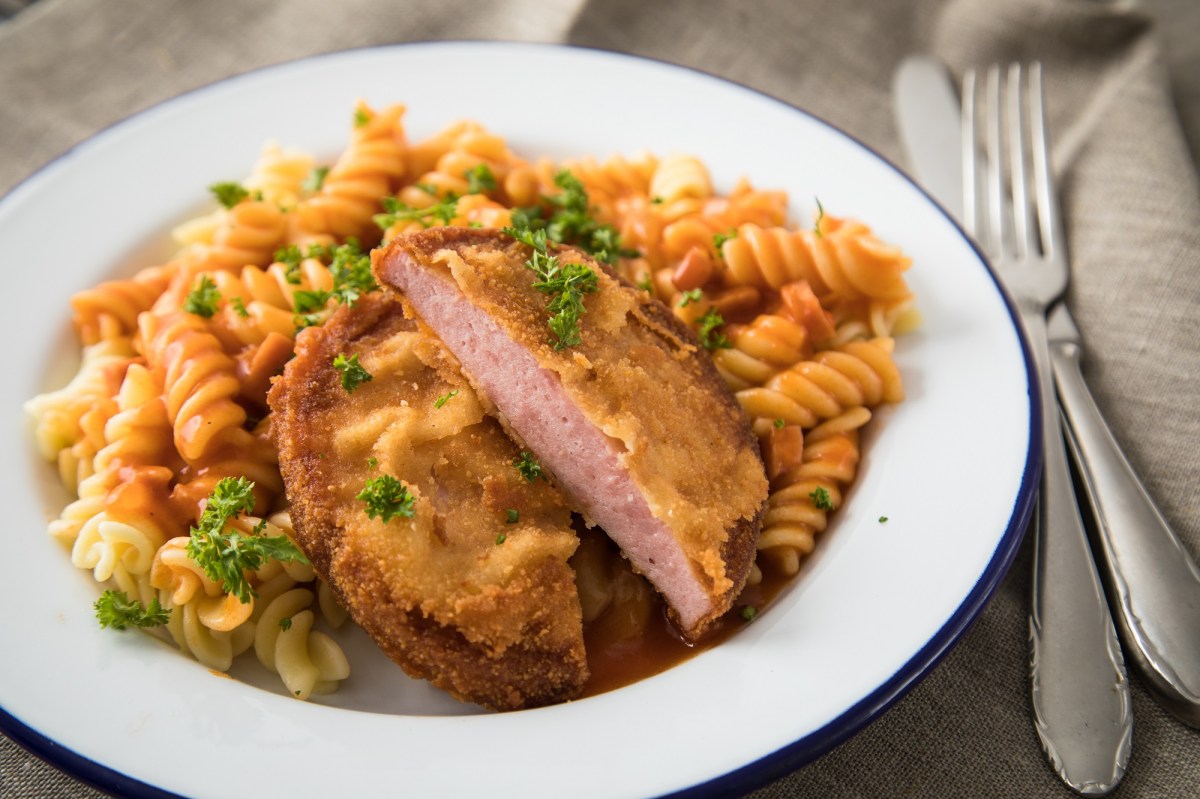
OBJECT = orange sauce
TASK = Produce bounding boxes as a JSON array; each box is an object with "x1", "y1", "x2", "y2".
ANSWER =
[{"x1": 580, "y1": 569, "x2": 788, "y2": 697}]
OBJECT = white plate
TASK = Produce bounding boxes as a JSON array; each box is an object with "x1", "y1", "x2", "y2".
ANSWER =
[{"x1": 0, "y1": 43, "x2": 1038, "y2": 798}]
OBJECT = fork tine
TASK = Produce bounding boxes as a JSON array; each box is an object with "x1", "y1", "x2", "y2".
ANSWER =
[
  {"x1": 1028, "y1": 62, "x2": 1060, "y2": 259},
  {"x1": 985, "y1": 65, "x2": 1004, "y2": 258},
  {"x1": 962, "y1": 69, "x2": 978, "y2": 239},
  {"x1": 1007, "y1": 64, "x2": 1030, "y2": 260}
]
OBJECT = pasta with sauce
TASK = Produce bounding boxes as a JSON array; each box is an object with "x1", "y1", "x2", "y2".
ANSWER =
[{"x1": 26, "y1": 100, "x2": 914, "y2": 703}]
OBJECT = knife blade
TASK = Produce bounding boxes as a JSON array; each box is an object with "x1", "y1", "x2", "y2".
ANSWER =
[
  {"x1": 894, "y1": 55, "x2": 1200, "y2": 730},
  {"x1": 891, "y1": 56, "x2": 962, "y2": 221}
]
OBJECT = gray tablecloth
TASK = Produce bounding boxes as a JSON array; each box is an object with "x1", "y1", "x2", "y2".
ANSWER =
[{"x1": 2, "y1": 0, "x2": 1198, "y2": 796}]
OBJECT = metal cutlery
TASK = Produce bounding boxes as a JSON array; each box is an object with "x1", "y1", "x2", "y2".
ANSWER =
[
  {"x1": 1050, "y1": 304, "x2": 1200, "y2": 725},
  {"x1": 963, "y1": 63, "x2": 1131, "y2": 795},
  {"x1": 898, "y1": 53, "x2": 1200, "y2": 733}
]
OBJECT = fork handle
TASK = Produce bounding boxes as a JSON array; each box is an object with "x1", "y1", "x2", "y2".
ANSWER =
[
  {"x1": 1051, "y1": 336, "x2": 1200, "y2": 726},
  {"x1": 1024, "y1": 311, "x2": 1131, "y2": 795}
]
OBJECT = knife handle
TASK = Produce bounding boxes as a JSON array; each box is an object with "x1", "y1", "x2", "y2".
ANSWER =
[
  {"x1": 1025, "y1": 312, "x2": 1131, "y2": 796},
  {"x1": 1051, "y1": 335, "x2": 1200, "y2": 726}
]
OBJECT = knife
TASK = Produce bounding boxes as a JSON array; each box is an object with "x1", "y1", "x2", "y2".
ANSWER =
[{"x1": 894, "y1": 54, "x2": 1200, "y2": 728}]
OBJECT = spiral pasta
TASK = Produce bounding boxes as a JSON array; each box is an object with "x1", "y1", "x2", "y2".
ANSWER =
[
  {"x1": 26, "y1": 338, "x2": 136, "y2": 463},
  {"x1": 288, "y1": 102, "x2": 408, "y2": 246},
  {"x1": 755, "y1": 409, "x2": 869, "y2": 577},
  {"x1": 254, "y1": 588, "x2": 349, "y2": 699},
  {"x1": 146, "y1": 509, "x2": 346, "y2": 696},
  {"x1": 398, "y1": 122, "x2": 516, "y2": 201},
  {"x1": 649, "y1": 154, "x2": 713, "y2": 204},
  {"x1": 736, "y1": 337, "x2": 903, "y2": 430},
  {"x1": 191, "y1": 200, "x2": 291, "y2": 274},
  {"x1": 70, "y1": 265, "x2": 176, "y2": 346},
  {"x1": 245, "y1": 141, "x2": 317, "y2": 210},
  {"x1": 28, "y1": 100, "x2": 916, "y2": 702},
  {"x1": 136, "y1": 310, "x2": 253, "y2": 463}
]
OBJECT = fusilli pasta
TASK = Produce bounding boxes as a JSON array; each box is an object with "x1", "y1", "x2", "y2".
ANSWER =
[{"x1": 28, "y1": 100, "x2": 915, "y2": 702}]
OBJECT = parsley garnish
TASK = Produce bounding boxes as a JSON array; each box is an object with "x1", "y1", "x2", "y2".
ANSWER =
[
  {"x1": 230, "y1": 296, "x2": 249, "y2": 318},
  {"x1": 367, "y1": 457, "x2": 378, "y2": 470},
  {"x1": 513, "y1": 451, "x2": 545, "y2": 483},
  {"x1": 94, "y1": 590, "x2": 170, "y2": 630},
  {"x1": 303, "y1": 166, "x2": 329, "y2": 193},
  {"x1": 678, "y1": 288, "x2": 703, "y2": 307},
  {"x1": 293, "y1": 314, "x2": 321, "y2": 333},
  {"x1": 333, "y1": 353, "x2": 372, "y2": 393},
  {"x1": 509, "y1": 205, "x2": 542, "y2": 232},
  {"x1": 185, "y1": 477, "x2": 309, "y2": 603},
  {"x1": 465, "y1": 163, "x2": 497, "y2": 195},
  {"x1": 415, "y1": 181, "x2": 439, "y2": 195},
  {"x1": 374, "y1": 196, "x2": 459, "y2": 230},
  {"x1": 495, "y1": 533, "x2": 507, "y2": 545},
  {"x1": 353, "y1": 107, "x2": 372, "y2": 128},
  {"x1": 773, "y1": 418, "x2": 786, "y2": 429},
  {"x1": 523, "y1": 170, "x2": 628, "y2": 265},
  {"x1": 713, "y1": 228, "x2": 738, "y2": 251},
  {"x1": 635, "y1": 275, "x2": 654, "y2": 293},
  {"x1": 289, "y1": 241, "x2": 378, "y2": 329},
  {"x1": 274, "y1": 245, "x2": 304, "y2": 284},
  {"x1": 357, "y1": 475, "x2": 416, "y2": 522},
  {"x1": 810, "y1": 486, "x2": 835, "y2": 511},
  {"x1": 279, "y1": 617, "x2": 293, "y2": 631},
  {"x1": 697, "y1": 308, "x2": 732, "y2": 350},
  {"x1": 814, "y1": 197, "x2": 825, "y2": 238},
  {"x1": 326, "y1": 240, "x2": 378, "y2": 306},
  {"x1": 505, "y1": 509, "x2": 520, "y2": 524},
  {"x1": 650, "y1": 195, "x2": 664, "y2": 205},
  {"x1": 293, "y1": 289, "x2": 327, "y2": 315},
  {"x1": 879, "y1": 516, "x2": 889, "y2": 524},
  {"x1": 183, "y1": 276, "x2": 221, "y2": 318},
  {"x1": 741, "y1": 605, "x2": 758, "y2": 622},
  {"x1": 210, "y1": 181, "x2": 250, "y2": 209},
  {"x1": 434, "y1": 389, "x2": 459, "y2": 409},
  {"x1": 502, "y1": 225, "x2": 599, "y2": 350}
]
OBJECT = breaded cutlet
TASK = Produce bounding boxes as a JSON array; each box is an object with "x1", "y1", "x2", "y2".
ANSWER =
[
  {"x1": 373, "y1": 228, "x2": 768, "y2": 640},
  {"x1": 267, "y1": 292, "x2": 587, "y2": 710}
]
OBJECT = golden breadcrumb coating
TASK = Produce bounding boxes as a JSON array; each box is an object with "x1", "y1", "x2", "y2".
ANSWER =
[
  {"x1": 375, "y1": 228, "x2": 767, "y2": 637},
  {"x1": 268, "y1": 292, "x2": 587, "y2": 710}
]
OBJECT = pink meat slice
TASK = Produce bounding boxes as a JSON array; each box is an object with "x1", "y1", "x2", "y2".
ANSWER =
[
  {"x1": 387, "y1": 257, "x2": 715, "y2": 630},
  {"x1": 373, "y1": 228, "x2": 767, "y2": 639}
]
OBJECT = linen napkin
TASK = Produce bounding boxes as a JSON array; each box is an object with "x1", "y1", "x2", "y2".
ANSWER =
[{"x1": 2, "y1": 0, "x2": 1197, "y2": 797}]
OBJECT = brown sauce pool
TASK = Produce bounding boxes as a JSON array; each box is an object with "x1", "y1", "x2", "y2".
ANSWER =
[{"x1": 580, "y1": 568, "x2": 789, "y2": 698}]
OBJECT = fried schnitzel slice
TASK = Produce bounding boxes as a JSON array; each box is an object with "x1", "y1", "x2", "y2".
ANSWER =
[
  {"x1": 268, "y1": 292, "x2": 587, "y2": 710},
  {"x1": 373, "y1": 228, "x2": 767, "y2": 640}
]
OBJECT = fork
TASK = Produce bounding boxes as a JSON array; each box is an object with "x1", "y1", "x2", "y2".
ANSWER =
[{"x1": 963, "y1": 63, "x2": 1131, "y2": 795}]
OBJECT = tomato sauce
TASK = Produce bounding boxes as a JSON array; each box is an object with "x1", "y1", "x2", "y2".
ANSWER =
[{"x1": 581, "y1": 569, "x2": 788, "y2": 697}]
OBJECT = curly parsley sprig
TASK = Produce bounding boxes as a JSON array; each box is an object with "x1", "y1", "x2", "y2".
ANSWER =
[
  {"x1": 513, "y1": 451, "x2": 546, "y2": 483},
  {"x1": 465, "y1": 163, "x2": 497, "y2": 195},
  {"x1": 504, "y1": 171, "x2": 634, "y2": 266},
  {"x1": 333, "y1": 353, "x2": 373, "y2": 393},
  {"x1": 185, "y1": 477, "x2": 309, "y2": 604},
  {"x1": 373, "y1": 196, "x2": 460, "y2": 231},
  {"x1": 94, "y1": 590, "x2": 170, "y2": 630},
  {"x1": 357, "y1": 475, "x2": 416, "y2": 522},
  {"x1": 183, "y1": 276, "x2": 222, "y2": 318},
  {"x1": 544, "y1": 171, "x2": 632, "y2": 265},
  {"x1": 502, "y1": 225, "x2": 599, "y2": 350},
  {"x1": 809, "y1": 486, "x2": 835, "y2": 511},
  {"x1": 285, "y1": 240, "x2": 379, "y2": 331},
  {"x1": 209, "y1": 181, "x2": 252, "y2": 209},
  {"x1": 697, "y1": 307, "x2": 733, "y2": 350}
]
